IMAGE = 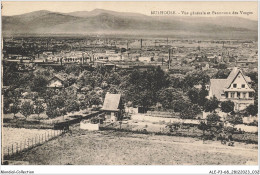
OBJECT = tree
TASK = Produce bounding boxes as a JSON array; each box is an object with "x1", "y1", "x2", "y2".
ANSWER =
[
  {"x1": 213, "y1": 69, "x2": 231, "y2": 79},
  {"x1": 43, "y1": 89, "x2": 57, "y2": 103},
  {"x1": 64, "y1": 99, "x2": 80, "y2": 113},
  {"x1": 64, "y1": 74, "x2": 77, "y2": 87},
  {"x1": 3, "y1": 62, "x2": 20, "y2": 86},
  {"x1": 88, "y1": 92, "x2": 102, "y2": 107},
  {"x1": 133, "y1": 90, "x2": 153, "y2": 113},
  {"x1": 226, "y1": 114, "x2": 243, "y2": 127},
  {"x1": 246, "y1": 71, "x2": 258, "y2": 85},
  {"x1": 170, "y1": 76, "x2": 185, "y2": 89},
  {"x1": 217, "y1": 63, "x2": 227, "y2": 69},
  {"x1": 157, "y1": 88, "x2": 183, "y2": 109},
  {"x1": 245, "y1": 104, "x2": 258, "y2": 116},
  {"x1": 45, "y1": 93, "x2": 66, "y2": 118},
  {"x1": 187, "y1": 85, "x2": 208, "y2": 107},
  {"x1": 108, "y1": 85, "x2": 120, "y2": 94},
  {"x1": 3, "y1": 88, "x2": 21, "y2": 114},
  {"x1": 204, "y1": 96, "x2": 219, "y2": 112},
  {"x1": 125, "y1": 67, "x2": 170, "y2": 111},
  {"x1": 77, "y1": 70, "x2": 96, "y2": 89},
  {"x1": 34, "y1": 100, "x2": 45, "y2": 119},
  {"x1": 206, "y1": 113, "x2": 223, "y2": 139},
  {"x1": 46, "y1": 107, "x2": 60, "y2": 119},
  {"x1": 187, "y1": 88, "x2": 199, "y2": 104},
  {"x1": 184, "y1": 70, "x2": 210, "y2": 88},
  {"x1": 180, "y1": 104, "x2": 201, "y2": 119},
  {"x1": 173, "y1": 98, "x2": 190, "y2": 112},
  {"x1": 198, "y1": 121, "x2": 208, "y2": 141},
  {"x1": 30, "y1": 75, "x2": 48, "y2": 94},
  {"x1": 20, "y1": 101, "x2": 34, "y2": 118},
  {"x1": 65, "y1": 64, "x2": 82, "y2": 76},
  {"x1": 220, "y1": 100, "x2": 234, "y2": 113},
  {"x1": 206, "y1": 113, "x2": 221, "y2": 126},
  {"x1": 198, "y1": 84, "x2": 208, "y2": 106},
  {"x1": 10, "y1": 103, "x2": 20, "y2": 118}
]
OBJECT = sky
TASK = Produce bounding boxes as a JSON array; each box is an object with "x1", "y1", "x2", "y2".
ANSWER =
[{"x1": 1, "y1": 1, "x2": 258, "y2": 21}]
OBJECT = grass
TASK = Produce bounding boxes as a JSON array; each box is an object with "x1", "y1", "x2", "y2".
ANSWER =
[
  {"x1": 101, "y1": 122, "x2": 258, "y2": 144},
  {"x1": 6, "y1": 125, "x2": 258, "y2": 165}
]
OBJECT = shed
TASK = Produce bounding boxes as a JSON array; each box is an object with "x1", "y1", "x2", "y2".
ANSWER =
[{"x1": 101, "y1": 93, "x2": 122, "y2": 122}]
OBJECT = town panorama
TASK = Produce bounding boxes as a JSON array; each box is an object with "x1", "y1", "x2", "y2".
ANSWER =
[{"x1": 1, "y1": 4, "x2": 258, "y2": 167}]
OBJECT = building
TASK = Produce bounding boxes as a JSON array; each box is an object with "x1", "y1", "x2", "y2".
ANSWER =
[
  {"x1": 208, "y1": 67, "x2": 254, "y2": 111},
  {"x1": 47, "y1": 75, "x2": 65, "y2": 90},
  {"x1": 138, "y1": 56, "x2": 153, "y2": 63},
  {"x1": 101, "y1": 93, "x2": 123, "y2": 123}
]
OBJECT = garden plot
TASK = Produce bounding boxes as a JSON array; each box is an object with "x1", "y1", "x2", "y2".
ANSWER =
[{"x1": 2, "y1": 127, "x2": 59, "y2": 156}]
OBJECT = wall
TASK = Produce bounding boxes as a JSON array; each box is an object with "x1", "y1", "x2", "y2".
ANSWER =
[
  {"x1": 80, "y1": 121, "x2": 99, "y2": 131},
  {"x1": 131, "y1": 114, "x2": 200, "y2": 125}
]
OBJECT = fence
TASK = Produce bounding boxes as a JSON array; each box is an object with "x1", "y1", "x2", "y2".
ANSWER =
[
  {"x1": 3, "y1": 129, "x2": 65, "y2": 159},
  {"x1": 53, "y1": 111, "x2": 103, "y2": 130}
]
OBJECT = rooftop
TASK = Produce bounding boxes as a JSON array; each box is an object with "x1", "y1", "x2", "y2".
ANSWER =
[{"x1": 101, "y1": 93, "x2": 121, "y2": 112}]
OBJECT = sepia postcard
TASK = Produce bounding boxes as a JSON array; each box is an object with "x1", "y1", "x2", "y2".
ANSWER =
[{"x1": 0, "y1": 1, "x2": 259, "y2": 174}]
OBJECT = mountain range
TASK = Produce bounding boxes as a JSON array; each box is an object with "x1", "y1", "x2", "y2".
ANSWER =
[{"x1": 2, "y1": 9, "x2": 258, "y2": 39}]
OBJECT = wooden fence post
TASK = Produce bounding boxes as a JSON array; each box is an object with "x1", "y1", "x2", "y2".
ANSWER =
[{"x1": 16, "y1": 143, "x2": 18, "y2": 154}]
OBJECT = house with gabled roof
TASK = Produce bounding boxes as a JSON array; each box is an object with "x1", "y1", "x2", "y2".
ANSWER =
[
  {"x1": 101, "y1": 93, "x2": 123, "y2": 123},
  {"x1": 208, "y1": 67, "x2": 254, "y2": 111},
  {"x1": 47, "y1": 75, "x2": 65, "y2": 89}
]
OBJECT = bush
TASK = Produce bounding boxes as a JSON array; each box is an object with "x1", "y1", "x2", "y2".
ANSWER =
[
  {"x1": 224, "y1": 126, "x2": 237, "y2": 134},
  {"x1": 20, "y1": 101, "x2": 34, "y2": 118},
  {"x1": 232, "y1": 133, "x2": 258, "y2": 144},
  {"x1": 46, "y1": 107, "x2": 61, "y2": 118},
  {"x1": 220, "y1": 101, "x2": 234, "y2": 113},
  {"x1": 246, "y1": 104, "x2": 258, "y2": 116},
  {"x1": 248, "y1": 120, "x2": 258, "y2": 126}
]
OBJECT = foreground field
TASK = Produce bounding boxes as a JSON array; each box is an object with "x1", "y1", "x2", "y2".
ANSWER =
[{"x1": 8, "y1": 126, "x2": 258, "y2": 165}]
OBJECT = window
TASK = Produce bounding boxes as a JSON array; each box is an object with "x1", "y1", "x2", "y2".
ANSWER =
[
  {"x1": 237, "y1": 92, "x2": 240, "y2": 98},
  {"x1": 249, "y1": 92, "x2": 253, "y2": 98},
  {"x1": 231, "y1": 92, "x2": 235, "y2": 98},
  {"x1": 233, "y1": 84, "x2": 237, "y2": 88},
  {"x1": 225, "y1": 92, "x2": 228, "y2": 98},
  {"x1": 242, "y1": 84, "x2": 245, "y2": 88},
  {"x1": 243, "y1": 93, "x2": 246, "y2": 98}
]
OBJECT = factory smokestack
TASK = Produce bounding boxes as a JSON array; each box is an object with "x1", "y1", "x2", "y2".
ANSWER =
[{"x1": 168, "y1": 49, "x2": 171, "y2": 70}]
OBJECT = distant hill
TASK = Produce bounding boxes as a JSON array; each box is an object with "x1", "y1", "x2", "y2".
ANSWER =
[{"x1": 2, "y1": 9, "x2": 258, "y2": 39}]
